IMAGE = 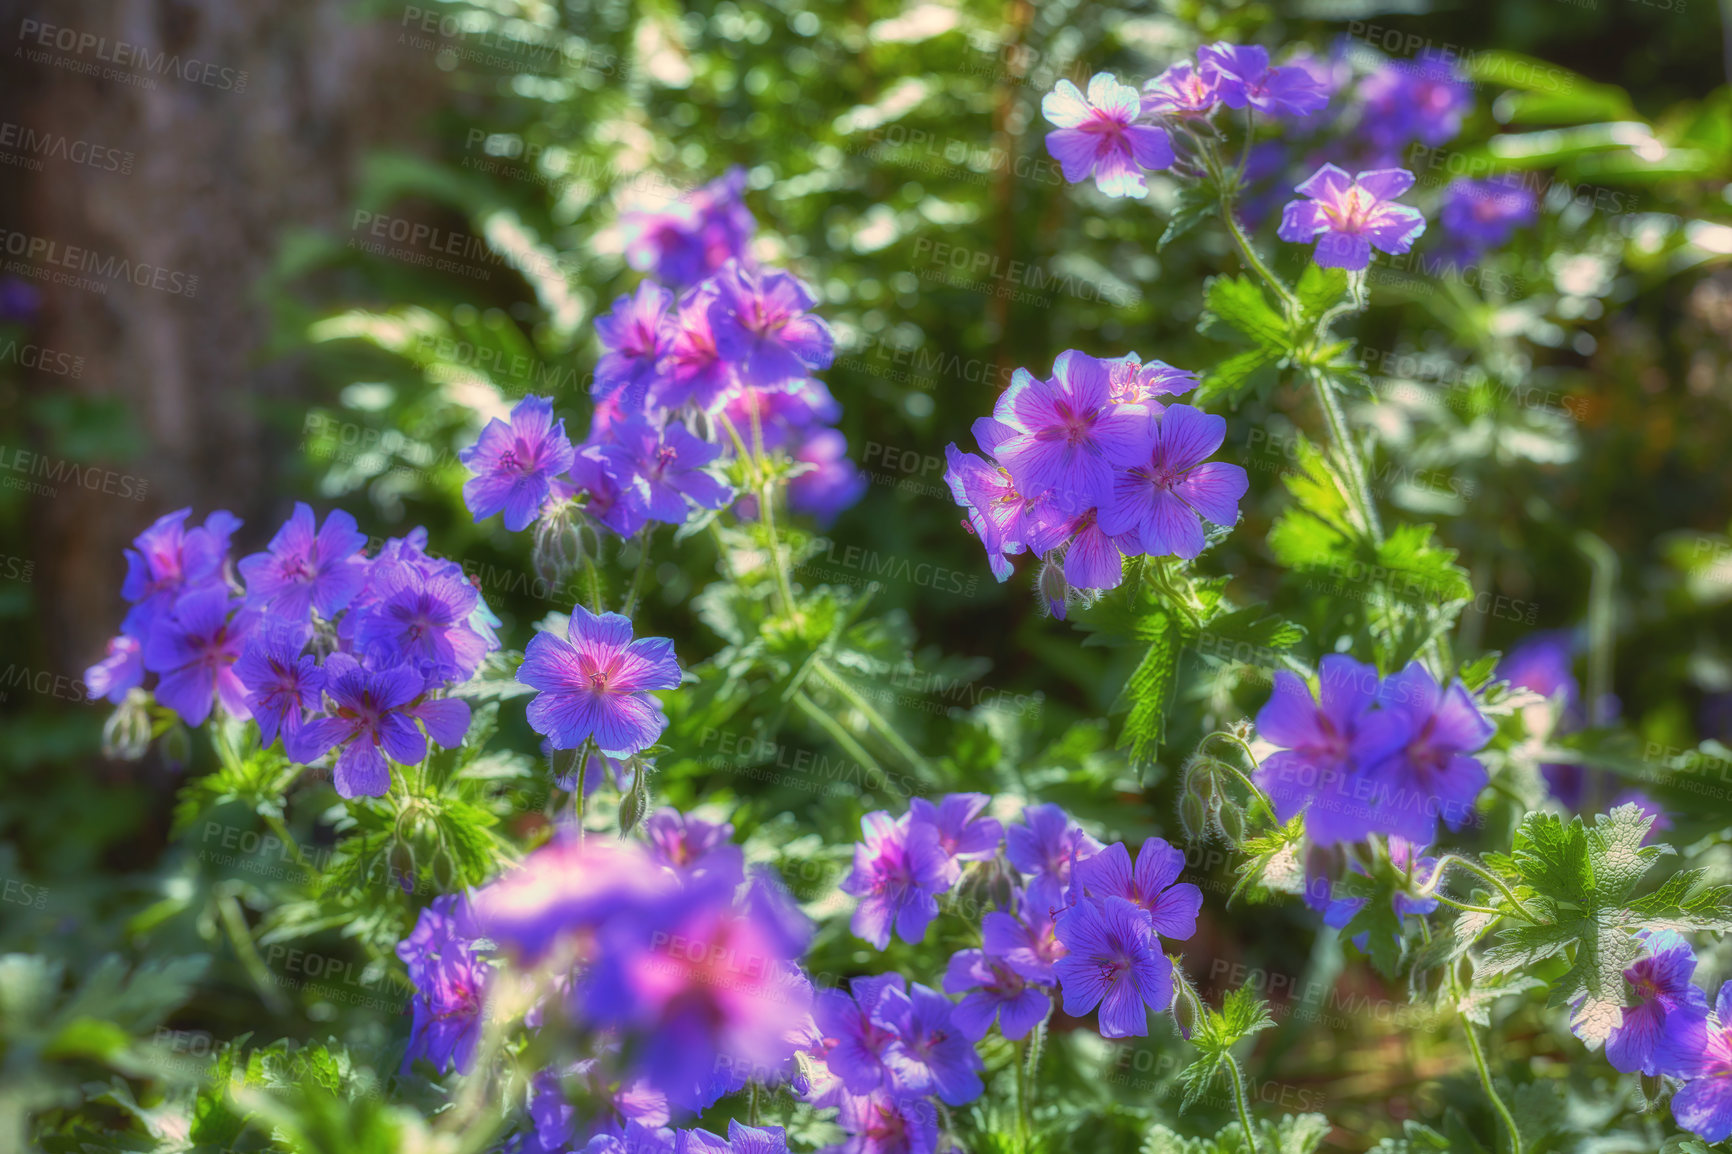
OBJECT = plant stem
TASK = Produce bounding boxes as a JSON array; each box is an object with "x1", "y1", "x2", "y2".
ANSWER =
[
  {"x1": 1225, "y1": 1059, "x2": 1261, "y2": 1154},
  {"x1": 1218, "y1": 197, "x2": 1299, "y2": 316},
  {"x1": 793, "y1": 689, "x2": 894, "y2": 793},
  {"x1": 813, "y1": 660, "x2": 933, "y2": 780},
  {"x1": 620, "y1": 527, "x2": 657, "y2": 617},
  {"x1": 259, "y1": 810, "x2": 315, "y2": 875},
  {"x1": 217, "y1": 890, "x2": 290, "y2": 1015},
  {"x1": 1308, "y1": 366, "x2": 1385, "y2": 547},
  {"x1": 1459, "y1": 986, "x2": 1523, "y2": 1154},
  {"x1": 580, "y1": 553, "x2": 604, "y2": 614},
  {"x1": 572, "y1": 737, "x2": 596, "y2": 835},
  {"x1": 1418, "y1": 854, "x2": 1536, "y2": 922}
]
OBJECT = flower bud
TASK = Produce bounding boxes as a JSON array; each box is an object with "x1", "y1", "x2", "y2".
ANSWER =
[
  {"x1": 102, "y1": 690, "x2": 153, "y2": 761},
  {"x1": 1037, "y1": 560, "x2": 1069, "y2": 621}
]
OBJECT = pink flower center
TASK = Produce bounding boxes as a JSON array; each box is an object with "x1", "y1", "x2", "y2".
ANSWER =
[{"x1": 1323, "y1": 186, "x2": 1377, "y2": 234}]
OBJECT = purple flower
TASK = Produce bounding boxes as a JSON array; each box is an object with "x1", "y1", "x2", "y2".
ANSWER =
[
  {"x1": 1197, "y1": 43, "x2": 1328, "y2": 118},
  {"x1": 841, "y1": 811, "x2": 953, "y2": 950},
  {"x1": 1656, "y1": 981, "x2": 1732, "y2": 1143},
  {"x1": 1053, "y1": 896, "x2": 1172, "y2": 1038},
  {"x1": 908, "y1": 792, "x2": 1003, "y2": 879},
  {"x1": 1358, "y1": 52, "x2": 1472, "y2": 151},
  {"x1": 84, "y1": 635, "x2": 144, "y2": 704},
  {"x1": 787, "y1": 429, "x2": 867, "y2": 528},
  {"x1": 643, "y1": 808, "x2": 741, "y2": 883},
  {"x1": 1498, "y1": 631, "x2": 1584, "y2": 805},
  {"x1": 1141, "y1": 62, "x2": 1219, "y2": 117},
  {"x1": 353, "y1": 563, "x2": 492, "y2": 685},
  {"x1": 622, "y1": 168, "x2": 755, "y2": 288},
  {"x1": 834, "y1": 1091, "x2": 939, "y2": 1154},
  {"x1": 1098, "y1": 403, "x2": 1247, "y2": 558},
  {"x1": 585, "y1": 875, "x2": 812, "y2": 1111},
  {"x1": 608, "y1": 417, "x2": 733, "y2": 525},
  {"x1": 295, "y1": 655, "x2": 471, "y2": 798},
  {"x1": 1278, "y1": 165, "x2": 1427, "y2": 271},
  {"x1": 398, "y1": 894, "x2": 490, "y2": 1074},
  {"x1": 595, "y1": 282, "x2": 675, "y2": 412},
  {"x1": 472, "y1": 838, "x2": 673, "y2": 964},
  {"x1": 943, "y1": 442, "x2": 1071, "y2": 583},
  {"x1": 1006, "y1": 803, "x2": 1103, "y2": 915},
  {"x1": 992, "y1": 351, "x2": 1150, "y2": 505},
  {"x1": 459, "y1": 395, "x2": 577, "y2": 532},
  {"x1": 653, "y1": 284, "x2": 737, "y2": 412},
  {"x1": 233, "y1": 625, "x2": 324, "y2": 747},
  {"x1": 1439, "y1": 177, "x2": 1537, "y2": 258},
  {"x1": 943, "y1": 948, "x2": 1051, "y2": 1041},
  {"x1": 813, "y1": 973, "x2": 906, "y2": 1095},
  {"x1": 1073, "y1": 839, "x2": 1203, "y2": 942},
  {"x1": 1307, "y1": 836, "x2": 1437, "y2": 950},
  {"x1": 673, "y1": 1122, "x2": 786, "y2": 1154},
  {"x1": 707, "y1": 261, "x2": 834, "y2": 389},
  {"x1": 570, "y1": 445, "x2": 653, "y2": 538},
  {"x1": 1604, "y1": 931, "x2": 1710, "y2": 1075},
  {"x1": 1362, "y1": 661, "x2": 1493, "y2": 845},
  {"x1": 236, "y1": 503, "x2": 367, "y2": 621},
  {"x1": 1042, "y1": 73, "x2": 1174, "y2": 198},
  {"x1": 517, "y1": 605, "x2": 682, "y2": 757},
  {"x1": 142, "y1": 586, "x2": 259, "y2": 727},
  {"x1": 528, "y1": 1058, "x2": 670, "y2": 1151},
  {"x1": 120, "y1": 508, "x2": 241, "y2": 635},
  {"x1": 874, "y1": 982, "x2": 985, "y2": 1105},
  {"x1": 1252, "y1": 656, "x2": 1412, "y2": 845},
  {"x1": 982, "y1": 903, "x2": 1064, "y2": 984}
]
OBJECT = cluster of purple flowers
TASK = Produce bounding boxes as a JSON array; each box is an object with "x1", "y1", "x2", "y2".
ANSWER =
[
  {"x1": 943, "y1": 350, "x2": 1248, "y2": 618},
  {"x1": 1252, "y1": 655, "x2": 1494, "y2": 849},
  {"x1": 460, "y1": 171, "x2": 864, "y2": 541},
  {"x1": 405, "y1": 810, "x2": 810, "y2": 1152},
  {"x1": 85, "y1": 505, "x2": 497, "y2": 798},
  {"x1": 836, "y1": 796, "x2": 1202, "y2": 1047},
  {"x1": 1041, "y1": 45, "x2": 1328, "y2": 199}
]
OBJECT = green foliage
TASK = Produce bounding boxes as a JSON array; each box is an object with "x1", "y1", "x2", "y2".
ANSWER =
[
  {"x1": 1482, "y1": 804, "x2": 1732, "y2": 1045},
  {"x1": 1176, "y1": 987, "x2": 1276, "y2": 1113},
  {"x1": 1142, "y1": 1112, "x2": 1330, "y2": 1154}
]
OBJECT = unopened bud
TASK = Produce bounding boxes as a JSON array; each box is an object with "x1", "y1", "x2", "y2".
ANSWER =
[{"x1": 1038, "y1": 561, "x2": 1069, "y2": 621}]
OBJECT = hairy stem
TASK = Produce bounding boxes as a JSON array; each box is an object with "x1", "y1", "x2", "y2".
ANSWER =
[
  {"x1": 1458, "y1": 981, "x2": 1523, "y2": 1154},
  {"x1": 620, "y1": 527, "x2": 657, "y2": 617},
  {"x1": 813, "y1": 660, "x2": 932, "y2": 780},
  {"x1": 1308, "y1": 366, "x2": 1385, "y2": 547},
  {"x1": 1225, "y1": 1058, "x2": 1261, "y2": 1154}
]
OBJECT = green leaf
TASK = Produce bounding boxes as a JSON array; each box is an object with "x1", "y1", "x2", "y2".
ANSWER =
[
  {"x1": 1482, "y1": 804, "x2": 1732, "y2": 1046},
  {"x1": 1160, "y1": 184, "x2": 1218, "y2": 252},
  {"x1": 1294, "y1": 264, "x2": 1349, "y2": 327},
  {"x1": 1117, "y1": 610, "x2": 1181, "y2": 771},
  {"x1": 1196, "y1": 274, "x2": 1288, "y2": 406}
]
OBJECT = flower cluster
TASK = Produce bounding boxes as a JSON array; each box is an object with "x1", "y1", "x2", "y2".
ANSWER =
[
  {"x1": 461, "y1": 170, "x2": 864, "y2": 543},
  {"x1": 85, "y1": 505, "x2": 497, "y2": 798},
  {"x1": 944, "y1": 350, "x2": 1248, "y2": 618},
  {"x1": 408, "y1": 811, "x2": 811, "y2": 1151},
  {"x1": 1041, "y1": 45, "x2": 1328, "y2": 199},
  {"x1": 1253, "y1": 655, "x2": 1494, "y2": 848},
  {"x1": 837, "y1": 796, "x2": 1202, "y2": 1045}
]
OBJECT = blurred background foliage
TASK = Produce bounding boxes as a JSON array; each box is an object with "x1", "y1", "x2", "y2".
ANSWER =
[{"x1": 3, "y1": 0, "x2": 1732, "y2": 1149}]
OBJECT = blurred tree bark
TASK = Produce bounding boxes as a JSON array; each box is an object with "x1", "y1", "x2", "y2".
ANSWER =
[{"x1": 0, "y1": 0, "x2": 444, "y2": 674}]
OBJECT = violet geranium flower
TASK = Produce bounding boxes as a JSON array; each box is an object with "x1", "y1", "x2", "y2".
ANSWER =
[
  {"x1": 840, "y1": 810, "x2": 953, "y2": 950},
  {"x1": 873, "y1": 982, "x2": 985, "y2": 1106},
  {"x1": 992, "y1": 350, "x2": 1150, "y2": 506},
  {"x1": 607, "y1": 417, "x2": 733, "y2": 525},
  {"x1": 1006, "y1": 802, "x2": 1103, "y2": 915},
  {"x1": 1141, "y1": 61, "x2": 1219, "y2": 117},
  {"x1": 233, "y1": 624, "x2": 324, "y2": 748},
  {"x1": 1363, "y1": 661, "x2": 1494, "y2": 846},
  {"x1": 120, "y1": 507, "x2": 241, "y2": 636},
  {"x1": 1278, "y1": 164, "x2": 1427, "y2": 271},
  {"x1": 1604, "y1": 931, "x2": 1710, "y2": 1075},
  {"x1": 1197, "y1": 43, "x2": 1329, "y2": 118},
  {"x1": 707, "y1": 261, "x2": 835, "y2": 389},
  {"x1": 458, "y1": 394, "x2": 577, "y2": 532},
  {"x1": 1073, "y1": 839, "x2": 1204, "y2": 942},
  {"x1": 1655, "y1": 981, "x2": 1732, "y2": 1143},
  {"x1": 908, "y1": 792, "x2": 1003, "y2": 880},
  {"x1": 1041, "y1": 73, "x2": 1174, "y2": 199},
  {"x1": 1252, "y1": 655, "x2": 1412, "y2": 845},
  {"x1": 1052, "y1": 895, "x2": 1172, "y2": 1038},
  {"x1": 1099, "y1": 403, "x2": 1248, "y2": 559},
  {"x1": 84, "y1": 634, "x2": 144, "y2": 704},
  {"x1": 142, "y1": 585, "x2": 259, "y2": 727},
  {"x1": 1438, "y1": 177, "x2": 1538, "y2": 260},
  {"x1": 594, "y1": 282, "x2": 675, "y2": 412},
  {"x1": 517, "y1": 605, "x2": 682, "y2": 757},
  {"x1": 237, "y1": 503, "x2": 368, "y2": 620},
  {"x1": 398, "y1": 894, "x2": 491, "y2": 1074},
  {"x1": 942, "y1": 948, "x2": 1052, "y2": 1042},
  {"x1": 294, "y1": 655, "x2": 472, "y2": 798},
  {"x1": 813, "y1": 973, "x2": 906, "y2": 1095}
]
